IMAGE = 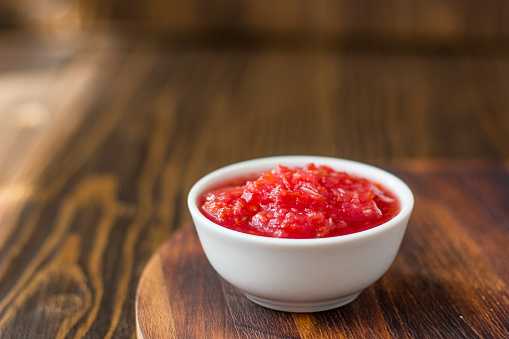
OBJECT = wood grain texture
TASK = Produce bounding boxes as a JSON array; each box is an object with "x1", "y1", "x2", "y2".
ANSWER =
[
  {"x1": 136, "y1": 164, "x2": 509, "y2": 338},
  {"x1": 0, "y1": 30, "x2": 508, "y2": 338}
]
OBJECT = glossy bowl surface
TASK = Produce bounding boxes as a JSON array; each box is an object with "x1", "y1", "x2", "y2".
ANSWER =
[{"x1": 188, "y1": 156, "x2": 414, "y2": 312}]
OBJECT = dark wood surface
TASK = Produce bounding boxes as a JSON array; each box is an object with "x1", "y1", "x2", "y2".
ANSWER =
[
  {"x1": 0, "y1": 27, "x2": 508, "y2": 338},
  {"x1": 4, "y1": 0, "x2": 509, "y2": 54}
]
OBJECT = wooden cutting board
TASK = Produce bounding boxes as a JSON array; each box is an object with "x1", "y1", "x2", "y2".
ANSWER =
[
  {"x1": 135, "y1": 165, "x2": 509, "y2": 338},
  {"x1": 136, "y1": 222, "x2": 390, "y2": 339}
]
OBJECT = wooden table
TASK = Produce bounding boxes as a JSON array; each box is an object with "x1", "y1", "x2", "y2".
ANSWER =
[{"x1": 0, "y1": 30, "x2": 508, "y2": 338}]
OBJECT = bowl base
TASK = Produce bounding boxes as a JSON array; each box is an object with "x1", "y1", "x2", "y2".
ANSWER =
[{"x1": 243, "y1": 291, "x2": 362, "y2": 313}]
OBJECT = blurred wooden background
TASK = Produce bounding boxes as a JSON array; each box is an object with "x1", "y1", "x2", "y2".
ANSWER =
[
  {"x1": 1, "y1": 0, "x2": 508, "y2": 182},
  {"x1": 2, "y1": 0, "x2": 509, "y2": 48}
]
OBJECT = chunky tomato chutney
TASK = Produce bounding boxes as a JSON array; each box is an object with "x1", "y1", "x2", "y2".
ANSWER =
[{"x1": 199, "y1": 164, "x2": 400, "y2": 239}]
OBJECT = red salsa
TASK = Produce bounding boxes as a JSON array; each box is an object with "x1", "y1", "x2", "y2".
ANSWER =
[{"x1": 199, "y1": 164, "x2": 400, "y2": 239}]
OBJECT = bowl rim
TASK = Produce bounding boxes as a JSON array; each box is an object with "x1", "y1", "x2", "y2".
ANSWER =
[{"x1": 187, "y1": 155, "x2": 414, "y2": 247}]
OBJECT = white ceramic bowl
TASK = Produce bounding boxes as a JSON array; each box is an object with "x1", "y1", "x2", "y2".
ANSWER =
[{"x1": 188, "y1": 156, "x2": 414, "y2": 312}]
